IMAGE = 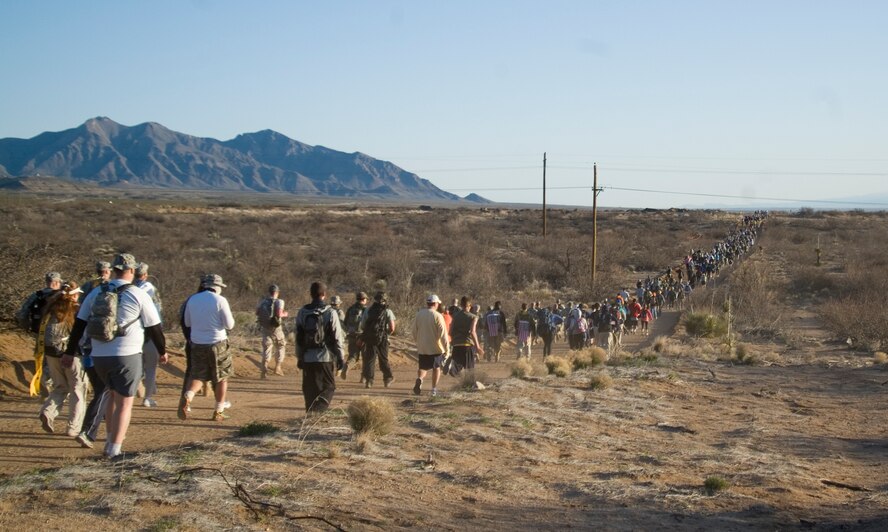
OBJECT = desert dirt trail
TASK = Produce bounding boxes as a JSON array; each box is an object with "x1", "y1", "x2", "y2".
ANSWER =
[{"x1": 0, "y1": 313, "x2": 678, "y2": 476}]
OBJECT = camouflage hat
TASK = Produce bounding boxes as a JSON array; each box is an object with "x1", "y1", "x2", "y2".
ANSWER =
[
  {"x1": 330, "y1": 295, "x2": 342, "y2": 306},
  {"x1": 45, "y1": 271, "x2": 62, "y2": 283},
  {"x1": 135, "y1": 262, "x2": 149, "y2": 276},
  {"x1": 356, "y1": 291, "x2": 368, "y2": 300},
  {"x1": 112, "y1": 253, "x2": 137, "y2": 271},
  {"x1": 374, "y1": 291, "x2": 387, "y2": 303},
  {"x1": 95, "y1": 261, "x2": 111, "y2": 273},
  {"x1": 201, "y1": 273, "x2": 226, "y2": 288}
]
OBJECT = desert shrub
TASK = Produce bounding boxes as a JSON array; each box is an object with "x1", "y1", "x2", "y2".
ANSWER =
[
  {"x1": 589, "y1": 371, "x2": 613, "y2": 390},
  {"x1": 874, "y1": 352, "x2": 887, "y2": 364},
  {"x1": 684, "y1": 312, "x2": 728, "y2": 338},
  {"x1": 544, "y1": 356, "x2": 571, "y2": 377},
  {"x1": 347, "y1": 396, "x2": 395, "y2": 437},
  {"x1": 704, "y1": 475, "x2": 729, "y2": 494},
  {"x1": 511, "y1": 358, "x2": 534, "y2": 378},
  {"x1": 456, "y1": 369, "x2": 490, "y2": 391},
  {"x1": 652, "y1": 336, "x2": 669, "y2": 353},
  {"x1": 791, "y1": 266, "x2": 837, "y2": 293},
  {"x1": 237, "y1": 422, "x2": 278, "y2": 437},
  {"x1": 573, "y1": 347, "x2": 607, "y2": 370},
  {"x1": 733, "y1": 343, "x2": 757, "y2": 365}
]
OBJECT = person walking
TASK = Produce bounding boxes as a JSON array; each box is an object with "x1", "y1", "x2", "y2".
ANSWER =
[
  {"x1": 450, "y1": 296, "x2": 484, "y2": 374},
  {"x1": 295, "y1": 281, "x2": 345, "y2": 412},
  {"x1": 540, "y1": 304, "x2": 563, "y2": 358},
  {"x1": 63, "y1": 253, "x2": 167, "y2": 459},
  {"x1": 79, "y1": 261, "x2": 111, "y2": 303},
  {"x1": 256, "y1": 284, "x2": 288, "y2": 378},
  {"x1": 134, "y1": 262, "x2": 162, "y2": 407},
  {"x1": 17, "y1": 271, "x2": 63, "y2": 397},
  {"x1": 179, "y1": 274, "x2": 235, "y2": 422},
  {"x1": 38, "y1": 281, "x2": 88, "y2": 438},
  {"x1": 514, "y1": 303, "x2": 536, "y2": 359},
  {"x1": 484, "y1": 301, "x2": 507, "y2": 362},
  {"x1": 359, "y1": 291, "x2": 396, "y2": 388},
  {"x1": 340, "y1": 291, "x2": 368, "y2": 381},
  {"x1": 411, "y1": 294, "x2": 449, "y2": 397}
]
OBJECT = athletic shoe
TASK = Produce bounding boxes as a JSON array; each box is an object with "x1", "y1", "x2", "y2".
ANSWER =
[
  {"x1": 142, "y1": 398, "x2": 157, "y2": 408},
  {"x1": 274, "y1": 367, "x2": 285, "y2": 376},
  {"x1": 177, "y1": 394, "x2": 191, "y2": 421},
  {"x1": 75, "y1": 432, "x2": 94, "y2": 449},
  {"x1": 430, "y1": 389, "x2": 438, "y2": 398},
  {"x1": 39, "y1": 413, "x2": 54, "y2": 434},
  {"x1": 384, "y1": 376, "x2": 395, "y2": 388},
  {"x1": 66, "y1": 428, "x2": 80, "y2": 437},
  {"x1": 212, "y1": 410, "x2": 229, "y2": 421},
  {"x1": 413, "y1": 378, "x2": 422, "y2": 396}
]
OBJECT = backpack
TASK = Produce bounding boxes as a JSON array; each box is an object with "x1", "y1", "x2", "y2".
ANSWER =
[
  {"x1": 256, "y1": 297, "x2": 280, "y2": 328},
  {"x1": 536, "y1": 312, "x2": 551, "y2": 336},
  {"x1": 343, "y1": 304, "x2": 364, "y2": 335},
  {"x1": 86, "y1": 283, "x2": 138, "y2": 342},
  {"x1": 18, "y1": 290, "x2": 49, "y2": 333},
  {"x1": 362, "y1": 304, "x2": 389, "y2": 346},
  {"x1": 300, "y1": 306, "x2": 327, "y2": 349}
]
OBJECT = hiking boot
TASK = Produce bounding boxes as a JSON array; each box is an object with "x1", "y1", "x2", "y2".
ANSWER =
[
  {"x1": 212, "y1": 410, "x2": 229, "y2": 421},
  {"x1": 413, "y1": 378, "x2": 422, "y2": 396},
  {"x1": 384, "y1": 376, "x2": 395, "y2": 388},
  {"x1": 340, "y1": 364, "x2": 349, "y2": 380},
  {"x1": 39, "y1": 413, "x2": 54, "y2": 434},
  {"x1": 260, "y1": 368, "x2": 268, "y2": 380},
  {"x1": 177, "y1": 394, "x2": 191, "y2": 421},
  {"x1": 75, "y1": 432, "x2": 94, "y2": 449}
]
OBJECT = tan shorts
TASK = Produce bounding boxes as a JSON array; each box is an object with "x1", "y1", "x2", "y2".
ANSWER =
[{"x1": 190, "y1": 340, "x2": 233, "y2": 383}]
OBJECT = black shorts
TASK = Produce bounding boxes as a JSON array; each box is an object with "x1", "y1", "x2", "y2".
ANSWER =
[{"x1": 418, "y1": 354, "x2": 444, "y2": 371}]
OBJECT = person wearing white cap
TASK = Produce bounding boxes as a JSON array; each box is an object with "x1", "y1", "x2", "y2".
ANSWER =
[{"x1": 411, "y1": 294, "x2": 449, "y2": 397}]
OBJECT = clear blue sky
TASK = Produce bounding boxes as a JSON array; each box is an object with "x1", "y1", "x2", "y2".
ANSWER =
[{"x1": 2, "y1": 1, "x2": 886, "y2": 208}]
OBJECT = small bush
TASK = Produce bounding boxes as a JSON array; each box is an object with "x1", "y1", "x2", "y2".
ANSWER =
[
  {"x1": 456, "y1": 369, "x2": 490, "y2": 391},
  {"x1": 684, "y1": 312, "x2": 728, "y2": 338},
  {"x1": 544, "y1": 356, "x2": 571, "y2": 377},
  {"x1": 572, "y1": 351, "x2": 593, "y2": 370},
  {"x1": 589, "y1": 372, "x2": 613, "y2": 390},
  {"x1": 874, "y1": 352, "x2": 888, "y2": 364},
  {"x1": 237, "y1": 422, "x2": 278, "y2": 437},
  {"x1": 347, "y1": 396, "x2": 395, "y2": 437},
  {"x1": 511, "y1": 358, "x2": 534, "y2": 378},
  {"x1": 652, "y1": 336, "x2": 669, "y2": 353},
  {"x1": 704, "y1": 475, "x2": 729, "y2": 495},
  {"x1": 734, "y1": 343, "x2": 757, "y2": 365}
]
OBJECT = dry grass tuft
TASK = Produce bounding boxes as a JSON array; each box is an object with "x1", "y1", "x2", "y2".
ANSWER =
[
  {"x1": 573, "y1": 347, "x2": 608, "y2": 370},
  {"x1": 684, "y1": 312, "x2": 728, "y2": 338},
  {"x1": 589, "y1": 371, "x2": 614, "y2": 390},
  {"x1": 874, "y1": 352, "x2": 888, "y2": 364},
  {"x1": 511, "y1": 358, "x2": 534, "y2": 378},
  {"x1": 544, "y1": 356, "x2": 572, "y2": 377},
  {"x1": 347, "y1": 396, "x2": 395, "y2": 438},
  {"x1": 703, "y1": 475, "x2": 729, "y2": 495},
  {"x1": 652, "y1": 336, "x2": 669, "y2": 353},
  {"x1": 456, "y1": 369, "x2": 491, "y2": 390}
]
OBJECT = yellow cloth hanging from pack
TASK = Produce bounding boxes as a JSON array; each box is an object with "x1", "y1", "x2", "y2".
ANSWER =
[{"x1": 29, "y1": 313, "x2": 51, "y2": 397}]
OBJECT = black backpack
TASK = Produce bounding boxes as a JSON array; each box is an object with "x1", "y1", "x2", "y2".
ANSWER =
[
  {"x1": 362, "y1": 303, "x2": 389, "y2": 346},
  {"x1": 24, "y1": 290, "x2": 49, "y2": 333},
  {"x1": 301, "y1": 306, "x2": 327, "y2": 349}
]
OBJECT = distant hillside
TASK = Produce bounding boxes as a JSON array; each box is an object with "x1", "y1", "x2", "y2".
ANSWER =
[{"x1": 0, "y1": 117, "x2": 466, "y2": 201}]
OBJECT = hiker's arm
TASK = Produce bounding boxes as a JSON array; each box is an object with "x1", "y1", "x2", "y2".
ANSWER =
[
  {"x1": 145, "y1": 324, "x2": 167, "y2": 359},
  {"x1": 65, "y1": 318, "x2": 87, "y2": 357},
  {"x1": 471, "y1": 317, "x2": 483, "y2": 356},
  {"x1": 327, "y1": 311, "x2": 345, "y2": 367}
]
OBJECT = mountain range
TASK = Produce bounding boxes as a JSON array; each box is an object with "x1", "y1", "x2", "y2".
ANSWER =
[{"x1": 0, "y1": 117, "x2": 486, "y2": 202}]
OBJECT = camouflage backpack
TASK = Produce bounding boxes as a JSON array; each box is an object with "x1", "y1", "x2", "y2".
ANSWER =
[{"x1": 86, "y1": 283, "x2": 139, "y2": 342}]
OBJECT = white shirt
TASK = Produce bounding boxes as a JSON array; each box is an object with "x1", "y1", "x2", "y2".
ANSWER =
[
  {"x1": 76, "y1": 279, "x2": 161, "y2": 358},
  {"x1": 184, "y1": 289, "x2": 235, "y2": 345}
]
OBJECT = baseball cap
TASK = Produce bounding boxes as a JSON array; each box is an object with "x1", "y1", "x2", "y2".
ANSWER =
[
  {"x1": 95, "y1": 261, "x2": 111, "y2": 273},
  {"x1": 45, "y1": 271, "x2": 62, "y2": 283},
  {"x1": 427, "y1": 294, "x2": 442, "y2": 304},
  {"x1": 330, "y1": 295, "x2": 342, "y2": 305},
  {"x1": 112, "y1": 253, "x2": 137, "y2": 271},
  {"x1": 201, "y1": 273, "x2": 227, "y2": 288},
  {"x1": 135, "y1": 262, "x2": 149, "y2": 276},
  {"x1": 356, "y1": 291, "x2": 368, "y2": 300},
  {"x1": 374, "y1": 291, "x2": 387, "y2": 303},
  {"x1": 269, "y1": 284, "x2": 280, "y2": 294}
]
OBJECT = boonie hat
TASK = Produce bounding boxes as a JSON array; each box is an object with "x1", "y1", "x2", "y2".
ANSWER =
[
  {"x1": 202, "y1": 273, "x2": 227, "y2": 288},
  {"x1": 356, "y1": 291, "x2": 368, "y2": 300},
  {"x1": 330, "y1": 295, "x2": 342, "y2": 305},
  {"x1": 135, "y1": 262, "x2": 149, "y2": 276},
  {"x1": 112, "y1": 253, "x2": 137, "y2": 271},
  {"x1": 45, "y1": 271, "x2": 62, "y2": 282},
  {"x1": 427, "y1": 294, "x2": 442, "y2": 304},
  {"x1": 96, "y1": 261, "x2": 111, "y2": 272}
]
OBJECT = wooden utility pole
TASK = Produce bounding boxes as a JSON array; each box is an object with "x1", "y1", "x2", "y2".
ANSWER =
[
  {"x1": 591, "y1": 163, "x2": 598, "y2": 290},
  {"x1": 542, "y1": 152, "x2": 547, "y2": 237}
]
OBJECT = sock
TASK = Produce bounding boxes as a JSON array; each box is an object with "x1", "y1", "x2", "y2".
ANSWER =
[
  {"x1": 109, "y1": 443, "x2": 122, "y2": 456},
  {"x1": 215, "y1": 402, "x2": 225, "y2": 412},
  {"x1": 184, "y1": 390, "x2": 195, "y2": 401}
]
